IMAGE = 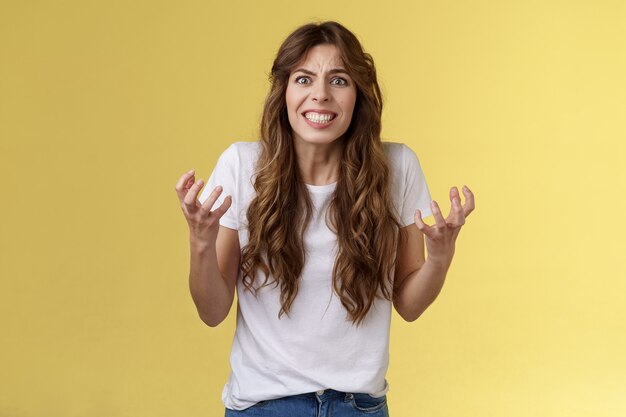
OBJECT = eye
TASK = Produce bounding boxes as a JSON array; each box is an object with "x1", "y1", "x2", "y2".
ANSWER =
[
  {"x1": 295, "y1": 76, "x2": 311, "y2": 85},
  {"x1": 331, "y1": 77, "x2": 348, "y2": 86}
]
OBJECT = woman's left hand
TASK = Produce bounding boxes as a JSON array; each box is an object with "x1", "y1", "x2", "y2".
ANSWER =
[{"x1": 415, "y1": 185, "x2": 475, "y2": 268}]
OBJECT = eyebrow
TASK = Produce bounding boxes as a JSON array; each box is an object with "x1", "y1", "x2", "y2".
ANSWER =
[{"x1": 292, "y1": 68, "x2": 350, "y2": 76}]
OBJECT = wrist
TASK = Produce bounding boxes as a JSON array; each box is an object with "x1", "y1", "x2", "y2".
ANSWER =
[
  {"x1": 189, "y1": 236, "x2": 215, "y2": 253},
  {"x1": 425, "y1": 255, "x2": 452, "y2": 270}
]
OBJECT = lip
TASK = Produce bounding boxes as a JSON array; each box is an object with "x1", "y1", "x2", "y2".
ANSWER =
[
  {"x1": 302, "y1": 109, "x2": 337, "y2": 116},
  {"x1": 301, "y1": 109, "x2": 338, "y2": 129}
]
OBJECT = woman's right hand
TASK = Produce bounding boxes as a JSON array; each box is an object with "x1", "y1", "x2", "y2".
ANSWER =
[{"x1": 174, "y1": 169, "x2": 232, "y2": 246}]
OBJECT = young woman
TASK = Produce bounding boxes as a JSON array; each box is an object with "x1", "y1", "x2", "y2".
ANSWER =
[{"x1": 175, "y1": 21, "x2": 474, "y2": 417}]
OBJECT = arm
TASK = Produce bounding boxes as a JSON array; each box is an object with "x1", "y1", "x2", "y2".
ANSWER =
[
  {"x1": 189, "y1": 225, "x2": 240, "y2": 327},
  {"x1": 393, "y1": 185, "x2": 475, "y2": 322},
  {"x1": 393, "y1": 224, "x2": 450, "y2": 322},
  {"x1": 175, "y1": 170, "x2": 239, "y2": 327}
]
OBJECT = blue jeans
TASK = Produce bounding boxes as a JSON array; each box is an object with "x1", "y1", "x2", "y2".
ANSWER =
[{"x1": 224, "y1": 389, "x2": 389, "y2": 416}]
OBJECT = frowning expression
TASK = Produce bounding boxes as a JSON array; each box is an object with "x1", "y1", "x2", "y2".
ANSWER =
[{"x1": 285, "y1": 44, "x2": 357, "y2": 147}]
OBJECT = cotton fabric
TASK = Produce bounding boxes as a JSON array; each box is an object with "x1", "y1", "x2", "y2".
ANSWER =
[{"x1": 198, "y1": 141, "x2": 432, "y2": 411}]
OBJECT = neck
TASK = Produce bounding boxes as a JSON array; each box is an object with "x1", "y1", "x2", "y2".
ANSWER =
[{"x1": 292, "y1": 137, "x2": 344, "y2": 185}]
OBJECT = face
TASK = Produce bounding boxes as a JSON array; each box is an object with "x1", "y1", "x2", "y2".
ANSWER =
[{"x1": 285, "y1": 44, "x2": 357, "y2": 148}]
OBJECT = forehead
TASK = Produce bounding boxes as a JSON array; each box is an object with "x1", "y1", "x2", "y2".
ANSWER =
[{"x1": 293, "y1": 44, "x2": 346, "y2": 70}]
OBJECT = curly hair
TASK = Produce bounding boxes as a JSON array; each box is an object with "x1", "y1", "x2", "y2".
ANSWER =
[{"x1": 240, "y1": 21, "x2": 405, "y2": 327}]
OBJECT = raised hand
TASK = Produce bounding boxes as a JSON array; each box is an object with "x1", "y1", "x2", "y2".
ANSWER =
[
  {"x1": 414, "y1": 185, "x2": 475, "y2": 268},
  {"x1": 174, "y1": 169, "x2": 232, "y2": 245}
]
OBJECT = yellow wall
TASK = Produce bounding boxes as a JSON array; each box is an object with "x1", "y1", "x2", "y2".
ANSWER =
[{"x1": 1, "y1": 1, "x2": 624, "y2": 416}]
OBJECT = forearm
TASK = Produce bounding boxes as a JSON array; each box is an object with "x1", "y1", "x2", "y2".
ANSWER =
[
  {"x1": 395, "y1": 258, "x2": 451, "y2": 322},
  {"x1": 188, "y1": 239, "x2": 233, "y2": 327}
]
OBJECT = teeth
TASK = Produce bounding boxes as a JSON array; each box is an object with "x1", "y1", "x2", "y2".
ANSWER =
[{"x1": 305, "y1": 112, "x2": 335, "y2": 123}]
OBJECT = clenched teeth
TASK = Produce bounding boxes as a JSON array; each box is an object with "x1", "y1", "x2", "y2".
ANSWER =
[{"x1": 304, "y1": 112, "x2": 336, "y2": 123}]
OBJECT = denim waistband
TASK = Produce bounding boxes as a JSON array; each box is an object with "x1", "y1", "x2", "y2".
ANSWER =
[{"x1": 293, "y1": 389, "x2": 349, "y2": 401}]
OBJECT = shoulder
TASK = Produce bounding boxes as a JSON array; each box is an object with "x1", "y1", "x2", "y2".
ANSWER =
[
  {"x1": 381, "y1": 140, "x2": 418, "y2": 159},
  {"x1": 214, "y1": 141, "x2": 262, "y2": 174},
  {"x1": 381, "y1": 140, "x2": 422, "y2": 169},
  {"x1": 222, "y1": 141, "x2": 262, "y2": 161}
]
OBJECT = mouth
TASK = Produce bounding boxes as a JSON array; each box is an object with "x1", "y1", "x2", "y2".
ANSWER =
[{"x1": 302, "y1": 111, "x2": 338, "y2": 125}]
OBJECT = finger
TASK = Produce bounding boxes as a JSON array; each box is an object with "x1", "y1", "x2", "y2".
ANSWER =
[
  {"x1": 414, "y1": 209, "x2": 435, "y2": 239},
  {"x1": 209, "y1": 194, "x2": 233, "y2": 219},
  {"x1": 448, "y1": 186, "x2": 466, "y2": 226},
  {"x1": 198, "y1": 185, "x2": 225, "y2": 214},
  {"x1": 414, "y1": 209, "x2": 429, "y2": 230},
  {"x1": 461, "y1": 185, "x2": 475, "y2": 217},
  {"x1": 175, "y1": 169, "x2": 195, "y2": 200},
  {"x1": 182, "y1": 178, "x2": 205, "y2": 209},
  {"x1": 431, "y1": 200, "x2": 447, "y2": 229},
  {"x1": 182, "y1": 176, "x2": 196, "y2": 198}
]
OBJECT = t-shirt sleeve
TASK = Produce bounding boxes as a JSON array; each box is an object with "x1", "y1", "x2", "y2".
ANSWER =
[
  {"x1": 400, "y1": 144, "x2": 433, "y2": 226},
  {"x1": 197, "y1": 144, "x2": 239, "y2": 230}
]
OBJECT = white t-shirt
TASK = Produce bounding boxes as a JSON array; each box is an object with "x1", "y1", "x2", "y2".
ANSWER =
[{"x1": 198, "y1": 141, "x2": 432, "y2": 411}]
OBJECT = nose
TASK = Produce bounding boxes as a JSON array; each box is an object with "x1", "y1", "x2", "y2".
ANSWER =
[{"x1": 311, "y1": 82, "x2": 330, "y2": 102}]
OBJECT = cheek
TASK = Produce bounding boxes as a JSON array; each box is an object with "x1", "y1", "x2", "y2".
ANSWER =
[
  {"x1": 285, "y1": 85, "x2": 303, "y2": 112},
  {"x1": 285, "y1": 89, "x2": 299, "y2": 127},
  {"x1": 343, "y1": 92, "x2": 357, "y2": 117},
  {"x1": 285, "y1": 91, "x2": 294, "y2": 112}
]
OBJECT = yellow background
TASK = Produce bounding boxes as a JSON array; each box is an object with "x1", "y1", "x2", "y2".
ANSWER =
[{"x1": 1, "y1": 1, "x2": 624, "y2": 416}]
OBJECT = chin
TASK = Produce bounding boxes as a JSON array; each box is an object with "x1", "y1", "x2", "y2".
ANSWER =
[{"x1": 295, "y1": 134, "x2": 344, "y2": 146}]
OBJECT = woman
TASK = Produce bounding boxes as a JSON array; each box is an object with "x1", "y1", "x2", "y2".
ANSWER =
[{"x1": 175, "y1": 21, "x2": 474, "y2": 417}]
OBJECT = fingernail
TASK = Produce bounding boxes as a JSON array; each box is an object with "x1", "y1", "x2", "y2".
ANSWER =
[
  {"x1": 197, "y1": 179, "x2": 203, "y2": 186},
  {"x1": 188, "y1": 169, "x2": 195, "y2": 174}
]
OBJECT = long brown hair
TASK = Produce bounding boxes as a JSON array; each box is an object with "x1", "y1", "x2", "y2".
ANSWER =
[{"x1": 240, "y1": 21, "x2": 404, "y2": 327}]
